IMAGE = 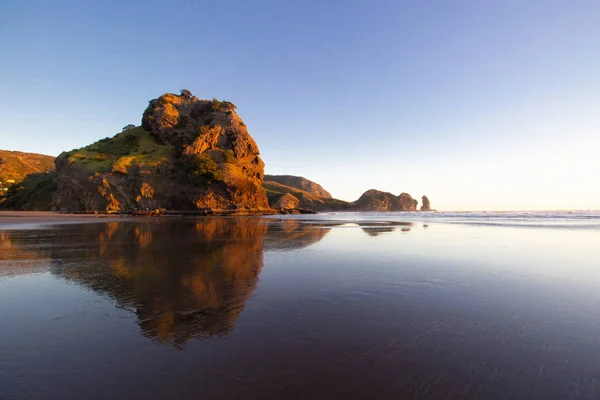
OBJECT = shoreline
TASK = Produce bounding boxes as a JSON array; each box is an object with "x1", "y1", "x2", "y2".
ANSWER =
[{"x1": 0, "y1": 209, "x2": 309, "y2": 227}]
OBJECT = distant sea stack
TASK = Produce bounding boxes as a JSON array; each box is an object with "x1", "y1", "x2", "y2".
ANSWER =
[{"x1": 420, "y1": 195, "x2": 432, "y2": 211}]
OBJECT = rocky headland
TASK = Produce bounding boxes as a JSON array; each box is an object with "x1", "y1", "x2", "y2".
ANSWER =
[
  {"x1": 263, "y1": 176, "x2": 430, "y2": 213},
  {"x1": 1, "y1": 90, "x2": 433, "y2": 214}
]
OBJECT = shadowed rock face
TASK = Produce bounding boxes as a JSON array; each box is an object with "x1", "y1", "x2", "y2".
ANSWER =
[
  {"x1": 44, "y1": 91, "x2": 270, "y2": 213},
  {"x1": 264, "y1": 175, "x2": 331, "y2": 198},
  {"x1": 0, "y1": 151, "x2": 55, "y2": 209},
  {"x1": 421, "y1": 195, "x2": 432, "y2": 211},
  {"x1": 0, "y1": 218, "x2": 331, "y2": 346},
  {"x1": 354, "y1": 190, "x2": 417, "y2": 211}
]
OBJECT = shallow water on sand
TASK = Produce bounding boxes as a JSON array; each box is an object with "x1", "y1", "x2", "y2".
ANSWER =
[{"x1": 1, "y1": 216, "x2": 600, "y2": 399}]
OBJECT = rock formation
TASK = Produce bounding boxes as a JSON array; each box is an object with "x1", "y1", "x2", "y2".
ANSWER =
[
  {"x1": 421, "y1": 195, "x2": 432, "y2": 211},
  {"x1": 353, "y1": 189, "x2": 417, "y2": 211},
  {"x1": 262, "y1": 175, "x2": 424, "y2": 212},
  {"x1": 1, "y1": 91, "x2": 433, "y2": 214},
  {"x1": 49, "y1": 90, "x2": 270, "y2": 214}
]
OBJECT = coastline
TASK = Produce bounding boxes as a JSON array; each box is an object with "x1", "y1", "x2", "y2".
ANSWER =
[{"x1": 0, "y1": 209, "x2": 312, "y2": 227}]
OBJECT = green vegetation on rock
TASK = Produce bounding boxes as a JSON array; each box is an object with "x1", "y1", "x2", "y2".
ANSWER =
[
  {"x1": 59, "y1": 126, "x2": 174, "y2": 174},
  {"x1": 0, "y1": 172, "x2": 57, "y2": 210},
  {"x1": 0, "y1": 150, "x2": 55, "y2": 201}
]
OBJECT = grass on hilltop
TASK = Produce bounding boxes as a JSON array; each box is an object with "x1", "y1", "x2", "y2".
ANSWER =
[{"x1": 61, "y1": 126, "x2": 174, "y2": 174}]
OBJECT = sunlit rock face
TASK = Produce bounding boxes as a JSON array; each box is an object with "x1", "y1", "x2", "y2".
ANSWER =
[
  {"x1": 47, "y1": 90, "x2": 270, "y2": 214},
  {"x1": 0, "y1": 219, "x2": 335, "y2": 346}
]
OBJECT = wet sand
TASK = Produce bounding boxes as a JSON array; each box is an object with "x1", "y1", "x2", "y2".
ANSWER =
[
  {"x1": 2, "y1": 215, "x2": 600, "y2": 399},
  {"x1": 0, "y1": 211, "x2": 132, "y2": 228}
]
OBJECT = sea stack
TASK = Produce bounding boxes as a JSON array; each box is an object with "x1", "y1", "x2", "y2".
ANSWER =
[{"x1": 420, "y1": 195, "x2": 432, "y2": 211}]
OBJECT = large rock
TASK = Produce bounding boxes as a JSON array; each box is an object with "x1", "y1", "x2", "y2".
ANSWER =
[
  {"x1": 421, "y1": 195, "x2": 432, "y2": 211},
  {"x1": 50, "y1": 90, "x2": 270, "y2": 213}
]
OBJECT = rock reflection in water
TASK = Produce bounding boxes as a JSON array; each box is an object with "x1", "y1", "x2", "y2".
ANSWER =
[
  {"x1": 28, "y1": 218, "x2": 332, "y2": 346},
  {"x1": 0, "y1": 230, "x2": 56, "y2": 276},
  {"x1": 360, "y1": 221, "x2": 412, "y2": 236}
]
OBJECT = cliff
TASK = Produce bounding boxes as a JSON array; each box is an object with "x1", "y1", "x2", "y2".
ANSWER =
[{"x1": 47, "y1": 90, "x2": 270, "y2": 214}]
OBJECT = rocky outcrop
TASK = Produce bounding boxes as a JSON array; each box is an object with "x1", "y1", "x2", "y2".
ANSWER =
[
  {"x1": 353, "y1": 189, "x2": 417, "y2": 211},
  {"x1": 421, "y1": 195, "x2": 432, "y2": 211},
  {"x1": 49, "y1": 90, "x2": 270, "y2": 214},
  {"x1": 2, "y1": 91, "x2": 433, "y2": 214},
  {"x1": 264, "y1": 175, "x2": 331, "y2": 198}
]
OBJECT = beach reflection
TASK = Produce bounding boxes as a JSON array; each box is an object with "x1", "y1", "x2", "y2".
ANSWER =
[
  {"x1": 3, "y1": 217, "x2": 600, "y2": 399},
  {"x1": 1, "y1": 218, "x2": 331, "y2": 346}
]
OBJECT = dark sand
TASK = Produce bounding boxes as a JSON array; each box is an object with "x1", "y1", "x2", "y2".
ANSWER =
[
  {"x1": 2, "y1": 215, "x2": 600, "y2": 398},
  {"x1": 0, "y1": 211, "x2": 131, "y2": 227}
]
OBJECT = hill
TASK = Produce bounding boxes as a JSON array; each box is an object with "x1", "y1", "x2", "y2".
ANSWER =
[
  {"x1": 3, "y1": 90, "x2": 271, "y2": 214},
  {"x1": 0, "y1": 151, "x2": 56, "y2": 209},
  {"x1": 264, "y1": 175, "x2": 331, "y2": 198},
  {"x1": 0, "y1": 150, "x2": 55, "y2": 194},
  {"x1": 262, "y1": 180, "x2": 353, "y2": 212}
]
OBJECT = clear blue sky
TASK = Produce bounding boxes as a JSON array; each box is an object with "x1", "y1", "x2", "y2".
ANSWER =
[{"x1": 1, "y1": 0, "x2": 599, "y2": 210}]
